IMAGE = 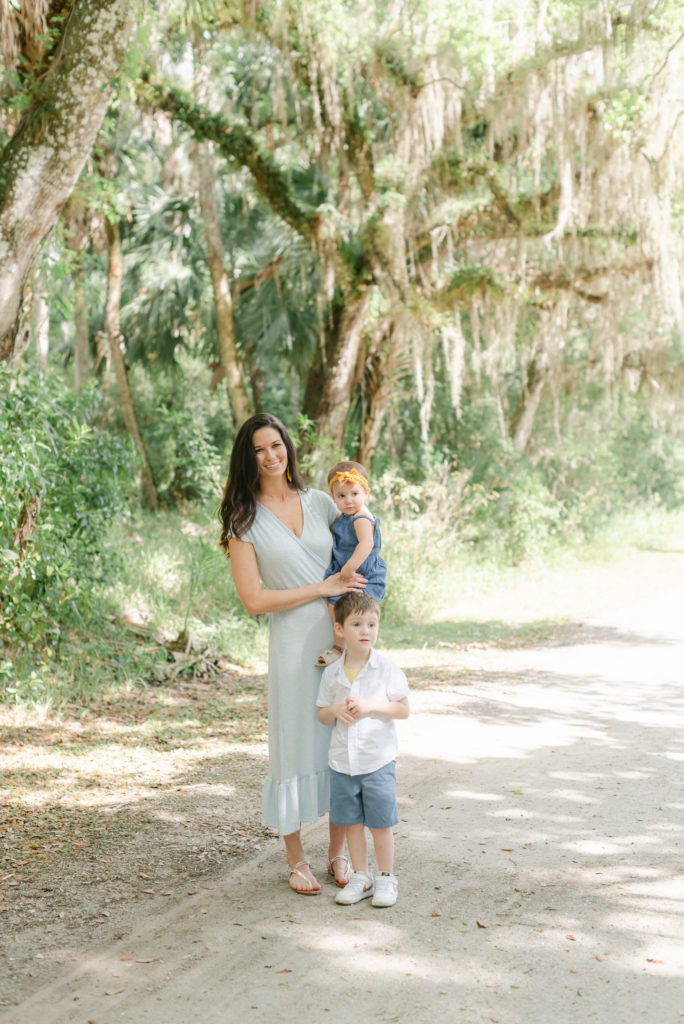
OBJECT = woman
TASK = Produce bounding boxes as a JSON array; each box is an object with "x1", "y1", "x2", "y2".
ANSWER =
[{"x1": 219, "y1": 413, "x2": 365, "y2": 894}]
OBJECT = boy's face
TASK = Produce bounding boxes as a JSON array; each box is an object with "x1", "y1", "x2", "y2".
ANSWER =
[
  {"x1": 335, "y1": 609, "x2": 379, "y2": 658},
  {"x1": 331, "y1": 480, "x2": 369, "y2": 517}
]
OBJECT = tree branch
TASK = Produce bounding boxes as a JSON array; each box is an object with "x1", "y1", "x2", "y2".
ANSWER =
[{"x1": 139, "y1": 74, "x2": 319, "y2": 243}]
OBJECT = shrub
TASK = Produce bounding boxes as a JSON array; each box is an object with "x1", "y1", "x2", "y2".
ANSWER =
[
  {"x1": 0, "y1": 367, "x2": 135, "y2": 650},
  {"x1": 127, "y1": 359, "x2": 228, "y2": 505}
]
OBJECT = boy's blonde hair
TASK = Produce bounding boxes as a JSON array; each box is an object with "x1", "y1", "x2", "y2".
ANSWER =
[
  {"x1": 328, "y1": 460, "x2": 369, "y2": 493},
  {"x1": 334, "y1": 591, "x2": 381, "y2": 625}
]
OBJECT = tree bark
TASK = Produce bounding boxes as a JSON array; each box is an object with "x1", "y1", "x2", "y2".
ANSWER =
[
  {"x1": 63, "y1": 194, "x2": 92, "y2": 387},
  {"x1": 72, "y1": 261, "x2": 89, "y2": 387},
  {"x1": 510, "y1": 356, "x2": 546, "y2": 452},
  {"x1": 104, "y1": 217, "x2": 159, "y2": 510},
  {"x1": 303, "y1": 290, "x2": 372, "y2": 482},
  {"x1": 192, "y1": 30, "x2": 251, "y2": 426},
  {"x1": 196, "y1": 147, "x2": 251, "y2": 426},
  {"x1": 355, "y1": 328, "x2": 395, "y2": 468},
  {"x1": 33, "y1": 275, "x2": 49, "y2": 372},
  {"x1": 0, "y1": 0, "x2": 135, "y2": 361}
]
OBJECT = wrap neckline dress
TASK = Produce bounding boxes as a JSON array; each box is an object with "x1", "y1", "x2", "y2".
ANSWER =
[{"x1": 240, "y1": 488, "x2": 338, "y2": 835}]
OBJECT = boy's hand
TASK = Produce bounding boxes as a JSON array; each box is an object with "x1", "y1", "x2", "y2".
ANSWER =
[
  {"x1": 332, "y1": 701, "x2": 356, "y2": 724},
  {"x1": 345, "y1": 697, "x2": 375, "y2": 718}
]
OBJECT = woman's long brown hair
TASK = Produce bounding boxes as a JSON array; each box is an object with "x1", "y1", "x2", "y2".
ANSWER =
[{"x1": 218, "y1": 413, "x2": 306, "y2": 554}]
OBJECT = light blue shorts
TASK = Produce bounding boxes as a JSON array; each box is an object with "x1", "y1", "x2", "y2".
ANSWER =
[{"x1": 329, "y1": 761, "x2": 398, "y2": 829}]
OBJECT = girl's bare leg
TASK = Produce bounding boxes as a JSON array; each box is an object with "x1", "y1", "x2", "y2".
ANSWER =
[
  {"x1": 327, "y1": 821, "x2": 350, "y2": 884},
  {"x1": 369, "y1": 827, "x2": 394, "y2": 874},
  {"x1": 283, "y1": 830, "x2": 320, "y2": 893},
  {"x1": 345, "y1": 823, "x2": 369, "y2": 874},
  {"x1": 316, "y1": 604, "x2": 344, "y2": 666}
]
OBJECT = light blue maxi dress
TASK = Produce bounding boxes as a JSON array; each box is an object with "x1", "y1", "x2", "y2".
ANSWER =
[{"x1": 239, "y1": 488, "x2": 338, "y2": 836}]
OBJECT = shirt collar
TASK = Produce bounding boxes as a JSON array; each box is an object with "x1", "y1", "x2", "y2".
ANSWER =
[{"x1": 334, "y1": 646, "x2": 378, "y2": 677}]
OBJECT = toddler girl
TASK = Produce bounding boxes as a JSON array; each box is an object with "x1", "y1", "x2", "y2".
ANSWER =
[{"x1": 317, "y1": 460, "x2": 387, "y2": 666}]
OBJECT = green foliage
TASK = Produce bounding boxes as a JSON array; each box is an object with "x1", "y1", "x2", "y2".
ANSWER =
[
  {"x1": 126, "y1": 357, "x2": 230, "y2": 505},
  {"x1": 0, "y1": 368, "x2": 135, "y2": 652},
  {"x1": 294, "y1": 413, "x2": 345, "y2": 480}
]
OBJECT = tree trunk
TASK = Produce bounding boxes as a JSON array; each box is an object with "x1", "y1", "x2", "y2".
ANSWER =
[
  {"x1": 510, "y1": 356, "x2": 546, "y2": 451},
  {"x1": 196, "y1": 145, "x2": 251, "y2": 425},
  {"x1": 72, "y1": 261, "x2": 90, "y2": 387},
  {"x1": 355, "y1": 329, "x2": 395, "y2": 468},
  {"x1": 104, "y1": 218, "x2": 159, "y2": 510},
  {"x1": 192, "y1": 31, "x2": 251, "y2": 426},
  {"x1": 33, "y1": 272, "x2": 50, "y2": 372},
  {"x1": 63, "y1": 194, "x2": 92, "y2": 387},
  {"x1": 0, "y1": 0, "x2": 135, "y2": 362},
  {"x1": 303, "y1": 290, "x2": 372, "y2": 480}
]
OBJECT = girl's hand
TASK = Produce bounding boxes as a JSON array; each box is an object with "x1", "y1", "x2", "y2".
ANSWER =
[{"x1": 322, "y1": 571, "x2": 367, "y2": 597}]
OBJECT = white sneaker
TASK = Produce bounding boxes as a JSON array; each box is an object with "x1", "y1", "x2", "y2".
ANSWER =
[
  {"x1": 371, "y1": 872, "x2": 398, "y2": 907},
  {"x1": 335, "y1": 871, "x2": 374, "y2": 905}
]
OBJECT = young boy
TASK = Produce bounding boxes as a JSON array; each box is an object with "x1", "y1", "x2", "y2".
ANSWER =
[{"x1": 316, "y1": 592, "x2": 410, "y2": 907}]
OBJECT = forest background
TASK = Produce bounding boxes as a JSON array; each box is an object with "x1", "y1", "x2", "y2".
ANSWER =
[{"x1": 1, "y1": 0, "x2": 684, "y2": 708}]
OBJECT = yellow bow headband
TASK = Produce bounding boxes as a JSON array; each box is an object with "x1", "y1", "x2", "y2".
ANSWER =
[{"x1": 329, "y1": 469, "x2": 369, "y2": 492}]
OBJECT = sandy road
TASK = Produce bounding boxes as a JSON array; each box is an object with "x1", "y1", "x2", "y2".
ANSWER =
[{"x1": 5, "y1": 573, "x2": 684, "y2": 1024}]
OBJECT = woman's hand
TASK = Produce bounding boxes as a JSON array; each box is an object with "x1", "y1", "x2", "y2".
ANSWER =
[{"x1": 321, "y1": 570, "x2": 367, "y2": 597}]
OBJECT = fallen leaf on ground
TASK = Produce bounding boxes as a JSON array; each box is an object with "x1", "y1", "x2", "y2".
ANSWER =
[
  {"x1": 646, "y1": 959, "x2": 664, "y2": 964},
  {"x1": 566, "y1": 934, "x2": 576, "y2": 941},
  {"x1": 276, "y1": 968, "x2": 292, "y2": 974},
  {"x1": 431, "y1": 908, "x2": 442, "y2": 917},
  {"x1": 105, "y1": 988, "x2": 124, "y2": 996},
  {"x1": 476, "y1": 921, "x2": 487, "y2": 928}
]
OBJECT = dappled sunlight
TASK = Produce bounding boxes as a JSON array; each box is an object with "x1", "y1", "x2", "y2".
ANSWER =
[
  {"x1": 544, "y1": 788, "x2": 600, "y2": 804},
  {"x1": 383, "y1": 591, "x2": 684, "y2": 1007},
  {"x1": 4, "y1": 568, "x2": 684, "y2": 1020},
  {"x1": 408, "y1": 699, "x2": 610, "y2": 764},
  {"x1": 448, "y1": 789, "x2": 502, "y2": 801},
  {"x1": 561, "y1": 837, "x2": 660, "y2": 856}
]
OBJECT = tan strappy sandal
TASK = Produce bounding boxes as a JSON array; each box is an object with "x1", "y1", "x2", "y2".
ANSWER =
[
  {"x1": 327, "y1": 855, "x2": 351, "y2": 888},
  {"x1": 288, "y1": 860, "x2": 321, "y2": 895},
  {"x1": 316, "y1": 646, "x2": 343, "y2": 667}
]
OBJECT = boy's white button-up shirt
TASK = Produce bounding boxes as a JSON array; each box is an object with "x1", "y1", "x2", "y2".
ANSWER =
[{"x1": 316, "y1": 648, "x2": 410, "y2": 776}]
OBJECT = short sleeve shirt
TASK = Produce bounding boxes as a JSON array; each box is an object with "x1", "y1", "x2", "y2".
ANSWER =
[{"x1": 316, "y1": 648, "x2": 410, "y2": 775}]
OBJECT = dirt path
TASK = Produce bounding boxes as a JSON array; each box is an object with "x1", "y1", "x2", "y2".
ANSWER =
[{"x1": 4, "y1": 554, "x2": 684, "y2": 1024}]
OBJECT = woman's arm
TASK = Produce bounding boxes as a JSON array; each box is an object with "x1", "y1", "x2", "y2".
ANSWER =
[
  {"x1": 229, "y1": 537, "x2": 364, "y2": 616},
  {"x1": 340, "y1": 516, "x2": 375, "y2": 580}
]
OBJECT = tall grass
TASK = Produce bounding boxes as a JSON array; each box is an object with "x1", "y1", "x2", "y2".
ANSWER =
[{"x1": 4, "y1": 473, "x2": 683, "y2": 711}]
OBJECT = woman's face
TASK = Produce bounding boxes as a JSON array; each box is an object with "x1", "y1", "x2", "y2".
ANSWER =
[{"x1": 252, "y1": 426, "x2": 288, "y2": 481}]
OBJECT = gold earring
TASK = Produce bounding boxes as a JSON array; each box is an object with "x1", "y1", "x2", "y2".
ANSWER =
[{"x1": 286, "y1": 465, "x2": 292, "y2": 482}]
